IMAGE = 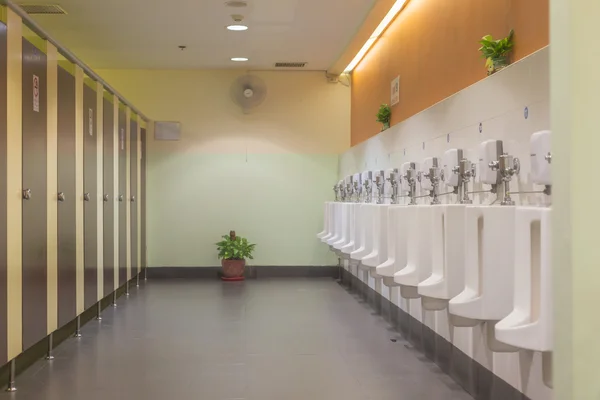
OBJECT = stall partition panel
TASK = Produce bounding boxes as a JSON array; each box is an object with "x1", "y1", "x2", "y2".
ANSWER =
[
  {"x1": 102, "y1": 97, "x2": 114, "y2": 296},
  {"x1": 21, "y1": 38, "x2": 48, "y2": 349},
  {"x1": 83, "y1": 84, "x2": 97, "y2": 309},
  {"x1": 0, "y1": 21, "x2": 8, "y2": 364},
  {"x1": 130, "y1": 120, "x2": 138, "y2": 276},
  {"x1": 56, "y1": 66, "x2": 76, "y2": 328},
  {"x1": 140, "y1": 128, "x2": 146, "y2": 270},
  {"x1": 118, "y1": 109, "x2": 127, "y2": 286}
]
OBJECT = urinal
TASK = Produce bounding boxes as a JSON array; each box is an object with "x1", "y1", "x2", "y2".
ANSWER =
[
  {"x1": 496, "y1": 130, "x2": 552, "y2": 352},
  {"x1": 361, "y1": 204, "x2": 388, "y2": 274},
  {"x1": 332, "y1": 203, "x2": 349, "y2": 257},
  {"x1": 362, "y1": 170, "x2": 392, "y2": 276},
  {"x1": 317, "y1": 202, "x2": 329, "y2": 239},
  {"x1": 418, "y1": 150, "x2": 467, "y2": 309},
  {"x1": 377, "y1": 205, "x2": 408, "y2": 287},
  {"x1": 350, "y1": 204, "x2": 374, "y2": 267},
  {"x1": 334, "y1": 203, "x2": 356, "y2": 257},
  {"x1": 394, "y1": 205, "x2": 433, "y2": 298},
  {"x1": 418, "y1": 204, "x2": 466, "y2": 309},
  {"x1": 320, "y1": 202, "x2": 336, "y2": 243},
  {"x1": 326, "y1": 202, "x2": 343, "y2": 246},
  {"x1": 448, "y1": 205, "x2": 516, "y2": 324},
  {"x1": 340, "y1": 203, "x2": 359, "y2": 261}
]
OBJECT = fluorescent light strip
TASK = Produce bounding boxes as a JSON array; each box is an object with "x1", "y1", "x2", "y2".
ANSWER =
[{"x1": 344, "y1": 0, "x2": 408, "y2": 72}]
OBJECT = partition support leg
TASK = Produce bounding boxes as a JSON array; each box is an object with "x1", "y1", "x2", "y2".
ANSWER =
[
  {"x1": 45, "y1": 333, "x2": 55, "y2": 360},
  {"x1": 96, "y1": 302, "x2": 102, "y2": 321},
  {"x1": 337, "y1": 258, "x2": 342, "y2": 281},
  {"x1": 74, "y1": 316, "x2": 82, "y2": 338},
  {"x1": 136, "y1": 274, "x2": 140, "y2": 287},
  {"x1": 125, "y1": 281, "x2": 130, "y2": 297},
  {"x1": 112, "y1": 291, "x2": 117, "y2": 307},
  {"x1": 6, "y1": 359, "x2": 16, "y2": 392},
  {"x1": 144, "y1": 268, "x2": 147, "y2": 281}
]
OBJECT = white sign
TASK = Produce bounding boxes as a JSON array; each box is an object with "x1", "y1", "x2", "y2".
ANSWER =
[
  {"x1": 33, "y1": 75, "x2": 40, "y2": 112},
  {"x1": 88, "y1": 109, "x2": 94, "y2": 136},
  {"x1": 391, "y1": 75, "x2": 400, "y2": 106}
]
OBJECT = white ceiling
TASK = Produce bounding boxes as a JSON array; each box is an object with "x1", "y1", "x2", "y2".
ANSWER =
[{"x1": 25, "y1": 0, "x2": 376, "y2": 70}]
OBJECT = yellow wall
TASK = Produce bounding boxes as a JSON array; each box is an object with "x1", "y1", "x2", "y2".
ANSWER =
[
  {"x1": 351, "y1": 0, "x2": 550, "y2": 146},
  {"x1": 97, "y1": 69, "x2": 351, "y2": 267}
]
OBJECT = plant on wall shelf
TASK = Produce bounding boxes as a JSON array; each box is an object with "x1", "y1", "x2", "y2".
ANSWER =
[
  {"x1": 376, "y1": 104, "x2": 392, "y2": 131},
  {"x1": 478, "y1": 29, "x2": 514, "y2": 75},
  {"x1": 216, "y1": 231, "x2": 256, "y2": 281}
]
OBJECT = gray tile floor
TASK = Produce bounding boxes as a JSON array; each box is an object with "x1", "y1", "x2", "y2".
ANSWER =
[{"x1": 1, "y1": 278, "x2": 473, "y2": 400}]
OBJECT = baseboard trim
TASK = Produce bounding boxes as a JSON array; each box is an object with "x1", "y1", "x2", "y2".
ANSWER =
[
  {"x1": 340, "y1": 268, "x2": 530, "y2": 400},
  {"x1": 148, "y1": 266, "x2": 339, "y2": 279}
]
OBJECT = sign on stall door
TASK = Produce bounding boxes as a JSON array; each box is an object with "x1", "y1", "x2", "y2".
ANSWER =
[
  {"x1": 33, "y1": 75, "x2": 40, "y2": 112},
  {"x1": 89, "y1": 109, "x2": 94, "y2": 136}
]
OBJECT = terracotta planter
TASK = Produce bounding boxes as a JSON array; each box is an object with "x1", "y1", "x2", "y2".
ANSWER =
[{"x1": 221, "y1": 259, "x2": 246, "y2": 278}]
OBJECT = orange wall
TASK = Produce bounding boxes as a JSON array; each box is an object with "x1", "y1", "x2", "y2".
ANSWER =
[{"x1": 351, "y1": 0, "x2": 549, "y2": 146}]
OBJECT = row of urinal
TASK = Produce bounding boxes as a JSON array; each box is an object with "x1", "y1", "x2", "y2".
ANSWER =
[{"x1": 318, "y1": 131, "x2": 552, "y2": 354}]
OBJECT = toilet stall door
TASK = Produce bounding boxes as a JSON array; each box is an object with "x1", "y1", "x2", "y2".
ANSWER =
[
  {"x1": 140, "y1": 128, "x2": 146, "y2": 271},
  {"x1": 0, "y1": 21, "x2": 8, "y2": 364},
  {"x1": 56, "y1": 66, "x2": 76, "y2": 328},
  {"x1": 103, "y1": 97, "x2": 114, "y2": 297},
  {"x1": 130, "y1": 119, "x2": 138, "y2": 277},
  {"x1": 83, "y1": 83, "x2": 97, "y2": 309},
  {"x1": 118, "y1": 108, "x2": 127, "y2": 286},
  {"x1": 22, "y1": 38, "x2": 48, "y2": 349}
]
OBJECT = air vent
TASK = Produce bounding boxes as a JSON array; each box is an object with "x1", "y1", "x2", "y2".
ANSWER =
[
  {"x1": 275, "y1": 62, "x2": 307, "y2": 68},
  {"x1": 225, "y1": 1, "x2": 247, "y2": 8},
  {"x1": 18, "y1": 4, "x2": 67, "y2": 15}
]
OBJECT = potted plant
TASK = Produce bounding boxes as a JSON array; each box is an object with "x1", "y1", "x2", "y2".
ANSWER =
[
  {"x1": 478, "y1": 29, "x2": 514, "y2": 75},
  {"x1": 216, "y1": 230, "x2": 256, "y2": 281},
  {"x1": 376, "y1": 104, "x2": 392, "y2": 131}
]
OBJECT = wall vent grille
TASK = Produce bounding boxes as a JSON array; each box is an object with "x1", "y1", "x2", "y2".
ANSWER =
[
  {"x1": 18, "y1": 4, "x2": 67, "y2": 14},
  {"x1": 275, "y1": 62, "x2": 307, "y2": 68},
  {"x1": 225, "y1": 1, "x2": 247, "y2": 8}
]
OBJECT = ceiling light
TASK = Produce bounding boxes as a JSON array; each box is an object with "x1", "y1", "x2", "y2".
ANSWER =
[
  {"x1": 227, "y1": 24, "x2": 248, "y2": 31},
  {"x1": 231, "y1": 57, "x2": 249, "y2": 62},
  {"x1": 344, "y1": 0, "x2": 409, "y2": 72}
]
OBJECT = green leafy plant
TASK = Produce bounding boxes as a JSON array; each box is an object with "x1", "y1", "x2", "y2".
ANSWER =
[
  {"x1": 216, "y1": 231, "x2": 256, "y2": 260},
  {"x1": 478, "y1": 29, "x2": 514, "y2": 73},
  {"x1": 376, "y1": 104, "x2": 391, "y2": 130}
]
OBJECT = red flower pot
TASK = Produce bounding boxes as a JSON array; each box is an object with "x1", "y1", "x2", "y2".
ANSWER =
[{"x1": 221, "y1": 259, "x2": 246, "y2": 278}]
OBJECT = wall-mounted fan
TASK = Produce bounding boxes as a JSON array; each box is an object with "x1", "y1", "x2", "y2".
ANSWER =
[{"x1": 230, "y1": 74, "x2": 267, "y2": 112}]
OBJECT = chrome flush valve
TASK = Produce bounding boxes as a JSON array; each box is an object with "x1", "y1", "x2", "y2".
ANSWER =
[
  {"x1": 388, "y1": 169, "x2": 400, "y2": 204},
  {"x1": 353, "y1": 180, "x2": 361, "y2": 202},
  {"x1": 488, "y1": 153, "x2": 520, "y2": 205},
  {"x1": 363, "y1": 178, "x2": 373, "y2": 203},
  {"x1": 339, "y1": 181, "x2": 347, "y2": 202},
  {"x1": 333, "y1": 183, "x2": 340, "y2": 201},
  {"x1": 404, "y1": 163, "x2": 418, "y2": 205},
  {"x1": 345, "y1": 180, "x2": 354, "y2": 203},
  {"x1": 453, "y1": 159, "x2": 476, "y2": 204},
  {"x1": 375, "y1": 172, "x2": 385, "y2": 204},
  {"x1": 422, "y1": 160, "x2": 444, "y2": 205}
]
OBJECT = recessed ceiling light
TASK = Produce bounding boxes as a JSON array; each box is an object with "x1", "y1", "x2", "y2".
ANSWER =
[
  {"x1": 231, "y1": 57, "x2": 249, "y2": 62},
  {"x1": 227, "y1": 24, "x2": 248, "y2": 31}
]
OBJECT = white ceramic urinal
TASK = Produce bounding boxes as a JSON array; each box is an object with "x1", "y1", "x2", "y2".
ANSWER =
[
  {"x1": 317, "y1": 202, "x2": 329, "y2": 239},
  {"x1": 448, "y1": 205, "x2": 516, "y2": 324},
  {"x1": 350, "y1": 204, "x2": 372, "y2": 266},
  {"x1": 496, "y1": 130, "x2": 552, "y2": 352},
  {"x1": 394, "y1": 205, "x2": 433, "y2": 298},
  {"x1": 418, "y1": 149, "x2": 467, "y2": 309},
  {"x1": 340, "y1": 204, "x2": 359, "y2": 260},
  {"x1": 362, "y1": 170, "x2": 392, "y2": 276},
  {"x1": 326, "y1": 202, "x2": 343, "y2": 246},
  {"x1": 418, "y1": 204, "x2": 466, "y2": 309},
  {"x1": 320, "y1": 202, "x2": 336, "y2": 243},
  {"x1": 377, "y1": 205, "x2": 408, "y2": 287},
  {"x1": 332, "y1": 203, "x2": 349, "y2": 257}
]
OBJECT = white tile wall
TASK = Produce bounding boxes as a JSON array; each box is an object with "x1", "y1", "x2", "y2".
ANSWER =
[{"x1": 339, "y1": 47, "x2": 552, "y2": 400}]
